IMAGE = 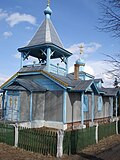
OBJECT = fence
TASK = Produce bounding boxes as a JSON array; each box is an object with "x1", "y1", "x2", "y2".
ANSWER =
[
  {"x1": 98, "y1": 122, "x2": 116, "y2": 141},
  {"x1": 0, "y1": 123, "x2": 15, "y2": 146},
  {"x1": 63, "y1": 126, "x2": 96, "y2": 155},
  {"x1": 0, "y1": 121, "x2": 119, "y2": 157},
  {"x1": 18, "y1": 127, "x2": 57, "y2": 156},
  {"x1": 63, "y1": 122, "x2": 116, "y2": 155},
  {"x1": 118, "y1": 120, "x2": 120, "y2": 134}
]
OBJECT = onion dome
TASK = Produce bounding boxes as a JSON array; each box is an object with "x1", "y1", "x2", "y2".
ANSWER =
[
  {"x1": 44, "y1": 5, "x2": 52, "y2": 17},
  {"x1": 76, "y1": 58, "x2": 85, "y2": 66}
]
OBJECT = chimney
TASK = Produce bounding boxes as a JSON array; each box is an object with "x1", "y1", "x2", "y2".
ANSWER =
[
  {"x1": 74, "y1": 59, "x2": 85, "y2": 80},
  {"x1": 74, "y1": 64, "x2": 80, "y2": 80}
]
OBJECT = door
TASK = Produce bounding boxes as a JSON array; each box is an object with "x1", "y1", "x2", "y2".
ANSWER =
[{"x1": 6, "y1": 92, "x2": 19, "y2": 121}]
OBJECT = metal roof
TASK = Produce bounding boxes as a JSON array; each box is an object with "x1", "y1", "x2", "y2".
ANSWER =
[
  {"x1": 18, "y1": 18, "x2": 72, "y2": 59},
  {"x1": 5, "y1": 85, "x2": 26, "y2": 91},
  {"x1": 19, "y1": 65, "x2": 46, "y2": 73},
  {"x1": 73, "y1": 80, "x2": 93, "y2": 91},
  {"x1": 94, "y1": 79, "x2": 104, "y2": 83},
  {"x1": 69, "y1": 71, "x2": 95, "y2": 79},
  {"x1": 4, "y1": 79, "x2": 47, "y2": 92},
  {"x1": 18, "y1": 68, "x2": 100, "y2": 92},
  {"x1": 27, "y1": 19, "x2": 63, "y2": 48},
  {"x1": 50, "y1": 72, "x2": 97, "y2": 92},
  {"x1": 99, "y1": 87, "x2": 120, "y2": 96},
  {"x1": 2, "y1": 64, "x2": 119, "y2": 94}
]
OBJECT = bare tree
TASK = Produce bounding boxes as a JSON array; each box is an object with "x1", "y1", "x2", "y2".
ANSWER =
[
  {"x1": 98, "y1": 0, "x2": 120, "y2": 38},
  {"x1": 98, "y1": 0, "x2": 120, "y2": 86},
  {"x1": 105, "y1": 54, "x2": 120, "y2": 84}
]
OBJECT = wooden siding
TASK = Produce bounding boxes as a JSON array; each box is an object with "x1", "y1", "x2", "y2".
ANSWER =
[
  {"x1": 44, "y1": 91, "x2": 63, "y2": 122},
  {"x1": 94, "y1": 96, "x2": 111, "y2": 119},
  {"x1": 20, "y1": 91, "x2": 30, "y2": 121},
  {"x1": 66, "y1": 92, "x2": 81, "y2": 123},
  {"x1": 66, "y1": 93, "x2": 112, "y2": 124},
  {"x1": 32, "y1": 93, "x2": 45, "y2": 121}
]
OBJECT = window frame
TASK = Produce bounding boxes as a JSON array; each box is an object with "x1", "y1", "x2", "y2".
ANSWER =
[
  {"x1": 98, "y1": 96, "x2": 103, "y2": 111},
  {"x1": 83, "y1": 95, "x2": 89, "y2": 112}
]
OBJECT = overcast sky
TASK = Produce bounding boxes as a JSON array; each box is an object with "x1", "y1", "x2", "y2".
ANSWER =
[{"x1": 0, "y1": 0, "x2": 119, "y2": 87}]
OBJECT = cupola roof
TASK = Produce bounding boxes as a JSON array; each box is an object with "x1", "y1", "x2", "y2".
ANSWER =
[
  {"x1": 26, "y1": 18, "x2": 63, "y2": 48},
  {"x1": 18, "y1": 2, "x2": 72, "y2": 59}
]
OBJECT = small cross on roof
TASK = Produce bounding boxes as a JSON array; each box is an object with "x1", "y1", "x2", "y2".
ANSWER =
[
  {"x1": 79, "y1": 45, "x2": 84, "y2": 54},
  {"x1": 47, "y1": 0, "x2": 50, "y2": 6}
]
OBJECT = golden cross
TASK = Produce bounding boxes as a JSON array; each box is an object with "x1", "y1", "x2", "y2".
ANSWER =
[
  {"x1": 47, "y1": 0, "x2": 50, "y2": 6},
  {"x1": 79, "y1": 45, "x2": 84, "y2": 54}
]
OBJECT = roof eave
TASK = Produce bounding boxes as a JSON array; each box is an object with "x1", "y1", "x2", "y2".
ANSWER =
[
  {"x1": 18, "y1": 43, "x2": 72, "y2": 57},
  {"x1": 85, "y1": 81, "x2": 98, "y2": 93},
  {"x1": 68, "y1": 89, "x2": 84, "y2": 92}
]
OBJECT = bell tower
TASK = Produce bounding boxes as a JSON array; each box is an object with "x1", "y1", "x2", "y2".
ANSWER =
[{"x1": 18, "y1": 1, "x2": 72, "y2": 76}]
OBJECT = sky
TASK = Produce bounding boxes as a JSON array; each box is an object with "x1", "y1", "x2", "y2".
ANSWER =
[{"x1": 0, "y1": 0, "x2": 119, "y2": 87}]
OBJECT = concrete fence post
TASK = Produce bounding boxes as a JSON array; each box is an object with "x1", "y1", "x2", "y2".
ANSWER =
[
  {"x1": 14, "y1": 123, "x2": 19, "y2": 147},
  {"x1": 57, "y1": 129, "x2": 64, "y2": 158},
  {"x1": 116, "y1": 118, "x2": 118, "y2": 135},
  {"x1": 95, "y1": 123, "x2": 98, "y2": 144}
]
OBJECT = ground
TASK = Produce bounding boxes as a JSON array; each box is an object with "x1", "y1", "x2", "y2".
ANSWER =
[{"x1": 0, "y1": 134, "x2": 120, "y2": 160}]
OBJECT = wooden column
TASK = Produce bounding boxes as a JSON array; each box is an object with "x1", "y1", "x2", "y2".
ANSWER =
[
  {"x1": 30, "y1": 92, "x2": 33, "y2": 122},
  {"x1": 92, "y1": 92, "x2": 94, "y2": 123},
  {"x1": 81, "y1": 92, "x2": 84, "y2": 125},
  {"x1": 63, "y1": 90, "x2": 67, "y2": 124}
]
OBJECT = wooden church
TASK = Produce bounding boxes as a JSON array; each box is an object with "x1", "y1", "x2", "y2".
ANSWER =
[{"x1": 0, "y1": 2, "x2": 120, "y2": 130}]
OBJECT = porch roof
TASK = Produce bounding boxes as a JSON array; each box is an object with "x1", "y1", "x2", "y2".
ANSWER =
[
  {"x1": 4, "y1": 78, "x2": 47, "y2": 92},
  {"x1": 100, "y1": 87, "x2": 120, "y2": 96},
  {"x1": 5, "y1": 85, "x2": 26, "y2": 91},
  {"x1": 72, "y1": 80, "x2": 93, "y2": 91}
]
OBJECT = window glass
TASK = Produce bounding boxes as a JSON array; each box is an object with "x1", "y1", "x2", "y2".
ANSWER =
[
  {"x1": 98, "y1": 96, "x2": 103, "y2": 111},
  {"x1": 83, "y1": 95, "x2": 89, "y2": 112}
]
